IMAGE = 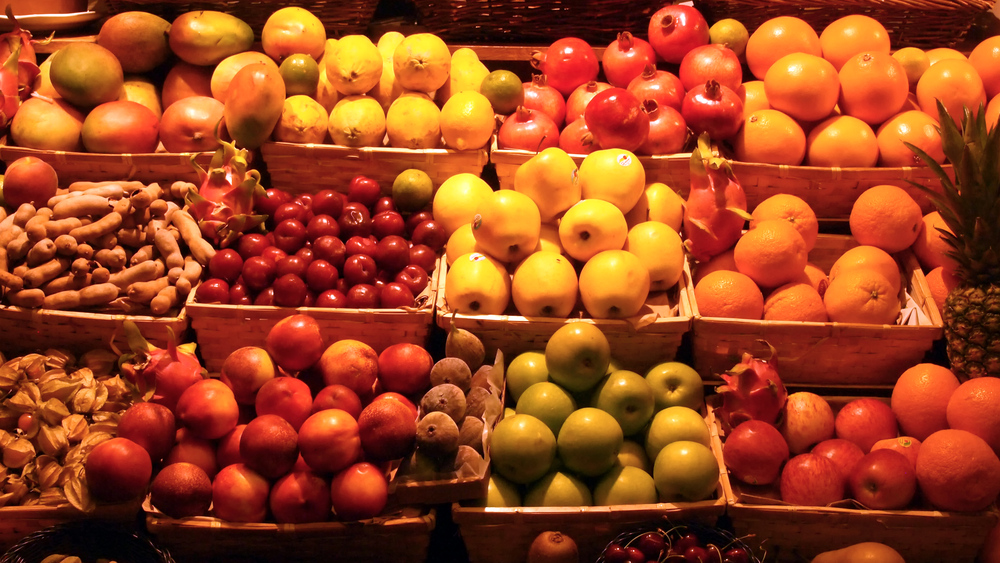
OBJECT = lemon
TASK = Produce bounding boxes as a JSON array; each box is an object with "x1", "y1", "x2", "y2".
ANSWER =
[
  {"x1": 709, "y1": 18, "x2": 750, "y2": 59},
  {"x1": 440, "y1": 91, "x2": 496, "y2": 151},
  {"x1": 327, "y1": 35, "x2": 382, "y2": 95},
  {"x1": 385, "y1": 91, "x2": 441, "y2": 149},
  {"x1": 392, "y1": 168, "x2": 434, "y2": 212},
  {"x1": 578, "y1": 149, "x2": 646, "y2": 214},
  {"x1": 432, "y1": 172, "x2": 495, "y2": 237},
  {"x1": 892, "y1": 47, "x2": 930, "y2": 90},
  {"x1": 480, "y1": 69, "x2": 524, "y2": 115},
  {"x1": 274, "y1": 94, "x2": 329, "y2": 144},
  {"x1": 393, "y1": 33, "x2": 451, "y2": 93},
  {"x1": 328, "y1": 94, "x2": 385, "y2": 147},
  {"x1": 279, "y1": 53, "x2": 321, "y2": 97}
]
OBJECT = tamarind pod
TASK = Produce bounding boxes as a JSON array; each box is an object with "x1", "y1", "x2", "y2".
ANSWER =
[
  {"x1": 91, "y1": 267, "x2": 111, "y2": 284},
  {"x1": 107, "y1": 260, "x2": 162, "y2": 290},
  {"x1": 26, "y1": 238, "x2": 57, "y2": 267},
  {"x1": 11, "y1": 203, "x2": 35, "y2": 227},
  {"x1": 171, "y1": 209, "x2": 215, "y2": 266},
  {"x1": 150, "y1": 285, "x2": 181, "y2": 315},
  {"x1": 22, "y1": 257, "x2": 71, "y2": 289},
  {"x1": 127, "y1": 276, "x2": 170, "y2": 305},
  {"x1": 41, "y1": 217, "x2": 84, "y2": 240},
  {"x1": 24, "y1": 210, "x2": 55, "y2": 241},
  {"x1": 54, "y1": 234, "x2": 78, "y2": 257},
  {"x1": 6, "y1": 288, "x2": 43, "y2": 308},
  {"x1": 94, "y1": 246, "x2": 127, "y2": 271},
  {"x1": 117, "y1": 227, "x2": 144, "y2": 249},
  {"x1": 43, "y1": 282, "x2": 119, "y2": 310},
  {"x1": 0, "y1": 226, "x2": 24, "y2": 248},
  {"x1": 170, "y1": 181, "x2": 197, "y2": 200},
  {"x1": 70, "y1": 257, "x2": 92, "y2": 276},
  {"x1": 129, "y1": 183, "x2": 163, "y2": 210},
  {"x1": 68, "y1": 199, "x2": 129, "y2": 243},
  {"x1": 130, "y1": 244, "x2": 156, "y2": 266},
  {"x1": 40, "y1": 273, "x2": 92, "y2": 295},
  {"x1": 7, "y1": 232, "x2": 31, "y2": 262},
  {"x1": 174, "y1": 276, "x2": 192, "y2": 296},
  {"x1": 76, "y1": 244, "x2": 94, "y2": 260},
  {"x1": 148, "y1": 199, "x2": 168, "y2": 217},
  {"x1": 51, "y1": 195, "x2": 113, "y2": 219},
  {"x1": 67, "y1": 180, "x2": 143, "y2": 193},
  {"x1": 48, "y1": 185, "x2": 125, "y2": 206},
  {"x1": 153, "y1": 227, "x2": 185, "y2": 270}
]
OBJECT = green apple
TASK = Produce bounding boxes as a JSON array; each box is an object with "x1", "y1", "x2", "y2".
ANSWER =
[
  {"x1": 489, "y1": 414, "x2": 557, "y2": 485},
  {"x1": 523, "y1": 470, "x2": 593, "y2": 507},
  {"x1": 617, "y1": 439, "x2": 651, "y2": 473},
  {"x1": 545, "y1": 322, "x2": 611, "y2": 393},
  {"x1": 644, "y1": 406, "x2": 711, "y2": 462},
  {"x1": 593, "y1": 464, "x2": 659, "y2": 506},
  {"x1": 652, "y1": 440, "x2": 719, "y2": 502},
  {"x1": 505, "y1": 350, "x2": 549, "y2": 403},
  {"x1": 504, "y1": 407, "x2": 516, "y2": 420},
  {"x1": 644, "y1": 361, "x2": 705, "y2": 412},
  {"x1": 557, "y1": 407, "x2": 623, "y2": 477},
  {"x1": 590, "y1": 370, "x2": 655, "y2": 437},
  {"x1": 481, "y1": 473, "x2": 522, "y2": 507},
  {"x1": 516, "y1": 381, "x2": 577, "y2": 436}
]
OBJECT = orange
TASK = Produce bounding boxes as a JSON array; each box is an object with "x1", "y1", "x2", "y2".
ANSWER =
[
  {"x1": 823, "y1": 268, "x2": 901, "y2": 324},
  {"x1": 849, "y1": 184, "x2": 923, "y2": 253},
  {"x1": 763, "y1": 281, "x2": 828, "y2": 322},
  {"x1": 924, "y1": 265, "x2": 959, "y2": 309},
  {"x1": 829, "y1": 244, "x2": 903, "y2": 296},
  {"x1": 890, "y1": 363, "x2": 961, "y2": 441},
  {"x1": 745, "y1": 16, "x2": 822, "y2": 80},
  {"x1": 969, "y1": 36, "x2": 1000, "y2": 99},
  {"x1": 925, "y1": 47, "x2": 967, "y2": 66},
  {"x1": 901, "y1": 92, "x2": 922, "y2": 112},
  {"x1": 738, "y1": 80, "x2": 770, "y2": 117},
  {"x1": 733, "y1": 219, "x2": 808, "y2": 289},
  {"x1": 805, "y1": 114, "x2": 879, "y2": 168},
  {"x1": 819, "y1": 14, "x2": 891, "y2": 71},
  {"x1": 732, "y1": 109, "x2": 806, "y2": 166},
  {"x1": 915, "y1": 428, "x2": 1000, "y2": 512},
  {"x1": 801, "y1": 262, "x2": 829, "y2": 295},
  {"x1": 837, "y1": 51, "x2": 910, "y2": 126},
  {"x1": 987, "y1": 92, "x2": 1000, "y2": 131},
  {"x1": 691, "y1": 248, "x2": 736, "y2": 286},
  {"x1": 749, "y1": 193, "x2": 819, "y2": 252},
  {"x1": 693, "y1": 270, "x2": 764, "y2": 320},
  {"x1": 915, "y1": 59, "x2": 987, "y2": 125},
  {"x1": 875, "y1": 110, "x2": 945, "y2": 167},
  {"x1": 764, "y1": 52, "x2": 840, "y2": 122},
  {"x1": 947, "y1": 377, "x2": 1000, "y2": 455},
  {"x1": 911, "y1": 211, "x2": 957, "y2": 272}
]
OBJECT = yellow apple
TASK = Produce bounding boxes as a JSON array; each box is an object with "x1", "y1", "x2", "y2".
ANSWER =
[
  {"x1": 624, "y1": 182, "x2": 685, "y2": 232},
  {"x1": 514, "y1": 146, "x2": 582, "y2": 223},
  {"x1": 578, "y1": 148, "x2": 646, "y2": 214},
  {"x1": 472, "y1": 190, "x2": 541, "y2": 264},
  {"x1": 578, "y1": 249, "x2": 651, "y2": 319},
  {"x1": 558, "y1": 199, "x2": 628, "y2": 262},
  {"x1": 511, "y1": 250, "x2": 579, "y2": 318},
  {"x1": 536, "y1": 223, "x2": 564, "y2": 255},
  {"x1": 445, "y1": 252, "x2": 511, "y2": 315},
  {"x1": 624, "y1": 221, "x2": 685, "y2": 290},
  {"x1": 445, "y1": 223, "x2": 481, "y2": 266},
  {"x1": 433, "y1": 172, "x2": 495, "y2": 237}
]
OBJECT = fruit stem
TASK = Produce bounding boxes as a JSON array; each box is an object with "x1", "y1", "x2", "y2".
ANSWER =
[{"x1": 617, "y1": 31, "x2": 634, "y2": 50}]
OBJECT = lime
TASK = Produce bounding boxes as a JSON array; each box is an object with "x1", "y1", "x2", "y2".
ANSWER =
[
  {"x1": 392, "y1": 168, "x2": 434, "y2": 212},
  {"x1": 279, "y1": 53, "x2": 321, "y2": 97},
  {"x1": 709, "y1": 18, "x2": 750, "y2": 59},
  {"x1": 480, "y1": 69, "x2": 524, "y2": 116}
]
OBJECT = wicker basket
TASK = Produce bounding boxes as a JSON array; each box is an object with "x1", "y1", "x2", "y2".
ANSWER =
[
  {"x1": 144, "y1": 504, "x2": 435, "y2": 563},
  {"x1": 435, "y1": 255, "x2": 694, "y2": 375},
  {"x1": 0, "y1": 502, "x2": 146, "y2": 555},
  {"x1": 692, "y1": 0, "x2": 995, "y2": 49},
  {"x1": 709, "y1": 400, "x2": 1000, "y2": 563},
  {"x1": 0, "y1": 137, "x2": 213, "y2": 188},
  {"x1": 260, "y1": 141, "x2": 490, "y2": 196},
  {"x1": 412, "y1": 0, "x2": 662, "y2": 44},
  {"x1": 103, "y1": 0, "x2": 377, "y2": 38},
  {"x1": 187, "y1": 258, "x2": 440, "y2": 372},
  {"x1": 690, "y1": 234, "x2": 944, "y2": 387}
]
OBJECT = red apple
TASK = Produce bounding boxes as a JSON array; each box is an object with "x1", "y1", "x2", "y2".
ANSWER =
[
  {"x1": 194, "y1": 278, "x2": 230, "y2": 304},
  {"x1": 583, "y1": 87, "x2": 649, "y2": 152},
  {"x1": 405, "y1": 211, "x2": 435, "y2": 237},
  {"x1": 274, "y1": 202, "x2": 309, "y2": 225},
  {"x1": 848, "y1": 449, "x2": 917, "y2": 510},
  {"x1": 255, "y1": 188, "x2": 293, "y2": 222},
  {"x1": 871, "y1": 436, "x2": 921, "y2": 470},
  {"x1": 835, "y1": 398, "x2": 899, "y2": 453},
  {"x1": 722, "y1": 420, "x2": 789, "y2": 486},
  {"x1": 212, "y1": 463, "x2": 270, "y2": 523},
  {"x1": 276, "y1": 256, "x2": 308, "y2": 279},
  {"x1": 811, "y1": 438, "x2": 866, "y2": 481},
  {"x1": 345, "y1": 235, "x2": 378, "y2": 258},
  {"x1": 373, "y1": 196, "x2": 396, "y2": 214},
  {"x1": 313, "y1": 384, "x2": 363, "y2": 419},
  {"x1": 305, "y1": 259, "x2": 339, "y2": 293},
  {"x1": 265, "y1": 314, "x2": 325, "y2": 372},
  {"x1": 780, "y1": 392, "x2": 836, "y2": 454},
  {"x1": 779, "y1": 453, "x2": 845, "y2": 506},
  {"x1": 272, "y1": 273, "x2": 308, "y2": 307},
  {"x1": 209, "y1": 248, "x2": 244, "y2": 284}
]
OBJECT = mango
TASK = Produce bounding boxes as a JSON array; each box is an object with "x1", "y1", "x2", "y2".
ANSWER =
[
  {"x1": 48, "y1": 43, "x2": 124, "y2": 109},
  {"x1": 168, "y1": 11, "x2": 254, "y2": 67},
  {"x1": 97, "y1": 11, "x2": 171, "y2": 73},
  {"x1": 223, "y1": 63, "x2": 286, "y2": 150}
]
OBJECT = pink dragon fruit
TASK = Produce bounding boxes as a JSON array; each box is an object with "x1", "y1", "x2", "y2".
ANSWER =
[
  {"x1": 118, "y1": 320, "x2": 206, "y2": 413},
  {"x1": 0, "y1": 43, "x2": 21, "y2": 127},
  {"x1": 683, "y1": 132, "x2": 751, "y2": 263},
  {"x1": 185, "y1": 139, "x2": 268, "y2": 248},
  {"x1": 0, "y1": 7, "x2": 42, "y2": 102},
  {"x1": 715, "y1": 346, "x2": 788, "y2": 432}
]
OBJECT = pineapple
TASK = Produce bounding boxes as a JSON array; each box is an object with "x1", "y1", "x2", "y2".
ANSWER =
[{"x1": 909, "y1": 100, "x2": 1000, "y2": 379}]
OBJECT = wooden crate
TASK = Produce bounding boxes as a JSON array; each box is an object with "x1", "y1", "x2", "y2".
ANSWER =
[
  {"x1": 690, "y1": 235, "x2": 943, "y2": 386},
  {"x1": 435, "y1": 255, "x2": 694, "y2": 374},
  {"x1": 709, "y1": 400, "x2": 1000, "y2": 562},
  {"x1": 260, "y1": 141, "x2": 489, "y2": 196}
]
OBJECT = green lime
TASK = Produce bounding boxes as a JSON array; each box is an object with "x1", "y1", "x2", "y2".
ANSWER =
[
  {"x1": 392, "y1": 168, "x2": 434, "y2": 212},
  {"x1": 279, "y1": 53, "x2": 321, "y2": 97},
  {"x1": 479, "y1": 69, "x2": 524, "y2": 116},
  {"x1": 709, "y1": 18, "x2": 750, "y2": 59}
]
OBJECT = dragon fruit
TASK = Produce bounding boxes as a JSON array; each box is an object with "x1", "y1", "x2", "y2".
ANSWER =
[
  {"x1": 0, "y1": 7, "x2": 42, "y2": 102},
  {"x1": 117, "y1": 320, "x2": 206, "y2": 413},
  {"x1": 185, "y1": 138, "x2": 268, "y2": 248},
  {"x1": 683, "y1": 132, "x2": 751, "y2": 263},
  {"x1": 0, "y1": 43, "x2": 20, "y2": 127},
  {"x1": 714, "y1": 347, "x2": 788, "y2": 432}
]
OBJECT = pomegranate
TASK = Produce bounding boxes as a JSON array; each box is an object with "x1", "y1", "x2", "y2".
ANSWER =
[
  {"x1": 681, "y1": 80, "x2": 744, "y2": 142},
  {"x1": 679, "y1": 43, "x2": 743, "y2": 92},
  {"x1": 637, "y1": 100, "x2": 688, "y2": 155},
  {"x1": 647, "y1": 4, "x2": 710, "y2": 64},
  {"x1": 565, "y1": 80, "x2": 612, "y2": 125},
  {"x1": 530, "y1": 37, "x2": 599, "y2": 97},
  {"x1": 602, "y1": 32, "x2": 657, "y2": 89},
  {"x1": 627, "y1": 65, "x2": 685, "y2": 112},
  {"x1": 497, "y1": 106, "x2": 560, "y2": 152},
  {"x1": 522, "y1": 74, "x2": 567, "y2": 127},
  {"x1": 558, "y1": 118, "x2": 599, "y2": 155},
  {"x1": 584, "y1": 87, "x2": 649, "y2": 152}
]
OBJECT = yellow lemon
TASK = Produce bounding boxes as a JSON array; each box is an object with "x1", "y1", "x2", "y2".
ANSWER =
[
  {"x1": 386, "y1": 91, "x2": 441, "y2": 149},
  {"x1": 327, "y1": 35, "x2": 382, "y2": 96},
  {"x1": 328, "y1": 94, "x2": 385, "y2": 147},
  {"x1": 393, "y1": 33, "x2": 451, "y2": 93},
  {"x1": 440, "y1": 91, "x2": 496, "y2": 151},
  {"x1": 624, "y1": 221, "x2": 685, "y2": 290},
  {"x1": 274, "y1": 94, "x2": 328, "y2": 144},
  {"x1": 433, "y1": 172, "x2": 495, "y2": 237},
  {"x1": 578, "y1": 149, "x2": 647, "y2": 214}
]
